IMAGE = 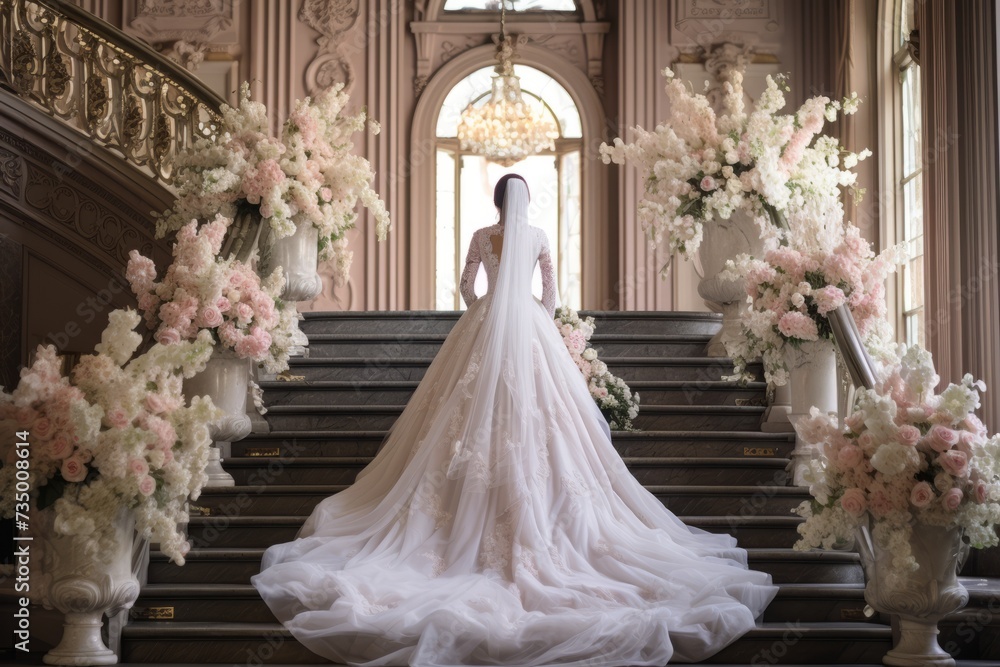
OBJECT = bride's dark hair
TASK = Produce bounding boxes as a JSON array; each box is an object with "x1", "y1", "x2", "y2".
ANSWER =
[{"x1": 493, "y1": 174, "x2": 530, "y2": 211}]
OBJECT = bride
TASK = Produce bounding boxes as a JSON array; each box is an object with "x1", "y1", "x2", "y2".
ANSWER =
[{"x1": 252, "y1": 175, "x2": 777, "y2": 666}]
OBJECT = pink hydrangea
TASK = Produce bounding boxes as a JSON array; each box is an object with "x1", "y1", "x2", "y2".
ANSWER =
[{"x1": 777, "y1": 311, "x2": 819, "y2": 341}]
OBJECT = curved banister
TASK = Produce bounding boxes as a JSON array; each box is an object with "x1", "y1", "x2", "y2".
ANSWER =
[{"x1": 0, "y1": 0, "x2": 225, "y2": 185}]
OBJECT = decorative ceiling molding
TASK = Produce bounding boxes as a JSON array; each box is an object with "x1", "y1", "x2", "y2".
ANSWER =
[{"x1": 298, "y1": 0, "x2": 361, "y2": 94}]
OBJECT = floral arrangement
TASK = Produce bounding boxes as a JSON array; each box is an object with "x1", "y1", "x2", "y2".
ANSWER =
[
  {"x1": 793, "y1": 345, "x2": 1000, "y2": 581},
  {"x1": 0, "y1": 310, "x2": 219, "y2": 564},
  {"x1": 129, "y1": 215, "x2": 294, "y2": 374},
  {"x1": 722, "y1": 222, "x2": 900, "y2": 385},
  {"x1": 599, "y1": 67, "x2": 867, "y2": 262},
  {"x1": 156, "y1": 82, "x2": 390, "y2": 285},
  {"x1": 555, "y1": 307, "x2": 640, "y2": 431}
]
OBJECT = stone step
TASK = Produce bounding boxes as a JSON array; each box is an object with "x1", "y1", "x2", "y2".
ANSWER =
[
  {"x1": 700, "y1": 623, "x2": 891, "y2": 664},
  {"x1": 300, "y1": 310, "x2": 724, "y2": 337},
  {"x1": 195, "y1": 483, "x2": 808, "y2": 519},
  {"x1": 285, "y1": 356, "x2": 765, "y2": 383},
  {"x1": 301, "y1": 333, "x2": 715, "y2": 359},
  {"x1": 181, "y1": 515, "x2": 804, "y2": 550},
  {"x1": 258, "y1": 380, "x2": 768, "y2": 408},
  {"x1": 220, "y1": 455, "x2": 789, "y2": 487},
  {"x1": 260, "y1": 404, "x2": 767, "y2": 432},
  {"x1": 963, "y1": 545, "x2": 1000, "y2": 578},
  {"x1": 146, "y1": 548, "x2": 862, "y2": 587},
  {"x1": 119, "y1": 619, "x2": 891, "y2": 665},
  {"x1": 233, "y1": 429, "x2": 795, "y2": 459},
  {"x1": 686, "y1": 516, "x2": 805, "y2": 549},
  {"x1": 128, "y1": 582, "x2": 878, "y2": 626}
]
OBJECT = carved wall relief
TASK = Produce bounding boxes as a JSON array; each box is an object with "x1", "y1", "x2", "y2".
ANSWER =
[{"x1": 298, "y1": 0, "x2": 361, "y2": 94}]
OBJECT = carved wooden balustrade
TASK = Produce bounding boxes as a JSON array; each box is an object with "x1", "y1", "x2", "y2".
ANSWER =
[{"x1": 0, "y1": 0, "x2": 225, "y2": 186}]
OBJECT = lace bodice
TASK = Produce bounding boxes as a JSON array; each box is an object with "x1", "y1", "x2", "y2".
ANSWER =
[{"x1": 460, "y1": 223, "x2": 556, "y2": 316}]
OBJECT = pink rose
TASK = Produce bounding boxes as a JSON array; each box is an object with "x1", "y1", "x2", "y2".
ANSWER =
[
  {"x1": 844, "y1": 411, "x2": 866, "y2": 433},
  {"x1": 938, "y1": 450, "x2": 969, "y2": 477},
  {"x1": 700, "y1": 176, "x2": 717, "y2": 191},
  {"x1": 60, "y1": 456, "x2": 88, "y2": 483},
  {"x1": 910, "y1": 481, "x2": 934, "y2": 508},
  {"x1": 956, "y1": 430, "x2": 980, "y2": 454},
  {"x1": 837, "y1": 445, "x2": 864, "y2": 470},
  {"x1": 216, "y1": 297, "x2": 232, "y2": 313},
  {"x1": 156, "y1": 327, "x2": 182, "y2": 345},
  {"x1": 129, "y1": 457, "x2": 150, "y2": 477},
  {"x1": 974, "y1": 481, "x2": 989, "y2": 504},
  {"x1": 138, "y1": 475, "x2": 156, "y2": 497},
  {"x1": 857, "y1": 432, "x2": 874, "y2": 450},
  {"x1": 897, "y1": 425, "x2": 921, "y2": 447},
  {"x1": 105, "y1": 408, "x2": 130, "y2": 429},
  {"x1": 48, "y1": 436, "x2": 72, "y2": 461},
  {"x1": 33, "y1": 417, "x2": 53, "y2": 440},
  {"x1": 840, "y1": 488, "x2": 868, "y2": 517},
  {"x1": 928, "y1": 425, "x2": 959, "y2": 452},
  {"x1": 198, "y1": 307, "x2": 224, "y2": 328},
  {"x1": 941, "y1": 487, "x2": 963, "y2": 511}
]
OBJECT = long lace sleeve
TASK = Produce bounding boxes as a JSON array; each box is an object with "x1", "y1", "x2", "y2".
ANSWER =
[
  {"x1": 539, "y1": 233, "x2": 556, "y2": 318},
  {"x1": 460, "y1": 232, "x2": 482, "y2": 308}
]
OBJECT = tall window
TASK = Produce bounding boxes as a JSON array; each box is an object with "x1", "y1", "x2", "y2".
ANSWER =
[
  {"x1": 894, "y1": 0, "x2": 924, "y2": 347},
  {"x1": 435, "y1": 65, "x2": 583, "y2": 311}
]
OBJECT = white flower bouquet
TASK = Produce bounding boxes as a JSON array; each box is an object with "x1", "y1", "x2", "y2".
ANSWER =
[
  {"x1": 600, "y1": 67, "x2": 867, "y2": 263},
  {"x1": 0, "y1": 310, "x2": 219, "y2": 564},
  {"x1": 555, "y1": 307, "x2": 640, "y2": 430},
  {"x1": 793, "y1": 346, "x2": 1000, "y2": 580},
  {"x1": 722, "y1": 222, "x2": 900, "y2": 386},
  {"x1": 156, "y1": 82, "x2": 390, "y2": 285},
  {"x1": 128, "y1": 215, "x2": 294, "y2": 374}
]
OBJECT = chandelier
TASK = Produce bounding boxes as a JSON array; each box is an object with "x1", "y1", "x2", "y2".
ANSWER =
[{"x1": 456, "y1": 1, "x2": 559, "y2": 166}]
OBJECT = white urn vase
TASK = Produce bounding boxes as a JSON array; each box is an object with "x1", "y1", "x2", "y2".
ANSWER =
[
  {"x1": 183, "y1": 347, "x2": 252, "y2": 487},
  {"x1": 263, "y1": 222, "x2": 323, "y2": 357},
  {"x1": 786, "y1": 339, "x2": 838, "y2": 485},
  {"x1": 33, "y1": 508, "x2": 140, "y2": 665},
  {"x1": 857, "y1": 523, "x2": 970, "y2": 666},
  {"x1": 696, "y1": 209, "x2": 764, "y2": 358}
]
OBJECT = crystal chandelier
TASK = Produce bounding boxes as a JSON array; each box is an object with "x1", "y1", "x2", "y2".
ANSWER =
[{"x1": 457, "y1": 0, "x2": 559, "y2": 166}]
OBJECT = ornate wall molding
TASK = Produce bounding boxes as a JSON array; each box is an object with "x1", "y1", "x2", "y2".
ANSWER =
[
  {"x1": 671, "y1": 0, "x2": 784, "y2": 57},
  {"x1": 298, "y1": 0, "x2": 361, "y2": 94},
  {"x1": 123, "y1": 0, "x2": 241, "y2": 69},
  {"x1": 410, "y1": 13, "x2": 611, "y2": 95}
]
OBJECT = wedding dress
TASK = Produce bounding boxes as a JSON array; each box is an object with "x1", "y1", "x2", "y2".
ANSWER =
[{"x1": 252, "y1": 179, "x2": 777, "y2": 666}]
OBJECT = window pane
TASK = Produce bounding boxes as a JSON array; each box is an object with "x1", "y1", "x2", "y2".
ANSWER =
[
  {"x1": 560, "y1": 150, "x2": 582, "y2": 309},
  {"x1": 436, "y1": 150, "x2": 458, "y2": 310},
  {"x1": 901, "y1": 67, "x2": 922, "y2": 177},
  {"x1": 444, "y1": 0, "x2": 577, "y2": 11},
  {"x1": 905, "y1": 312, "x2": 924, "y2": 349}
]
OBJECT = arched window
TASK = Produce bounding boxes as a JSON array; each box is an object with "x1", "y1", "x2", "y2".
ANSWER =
[{"x1": 434, "y1": 64, "x2": 583, "y2": 310}]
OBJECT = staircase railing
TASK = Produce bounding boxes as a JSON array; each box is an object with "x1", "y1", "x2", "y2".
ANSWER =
[{"x1": 0, "y1": 0, "x2": 225, "y2": 185}]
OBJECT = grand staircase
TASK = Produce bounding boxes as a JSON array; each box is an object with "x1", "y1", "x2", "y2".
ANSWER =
[{"x1": 119, "y1": 311, "x2": 1000, "y2": 665}]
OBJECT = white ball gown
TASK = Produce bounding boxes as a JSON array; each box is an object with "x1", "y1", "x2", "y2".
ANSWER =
[{"x1": 252, "y1": 180, "x2": 778, "y2": 666}]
